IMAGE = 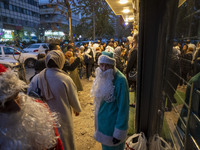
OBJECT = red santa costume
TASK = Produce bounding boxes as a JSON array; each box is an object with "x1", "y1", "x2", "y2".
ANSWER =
[{"x1": 0, "y1": 64, "x2": 63, "y2": 150}]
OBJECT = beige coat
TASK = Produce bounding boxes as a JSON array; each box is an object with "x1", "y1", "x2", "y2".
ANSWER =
[{"x1": 28, "y1": 68, "x2": 82, "y2": 150}]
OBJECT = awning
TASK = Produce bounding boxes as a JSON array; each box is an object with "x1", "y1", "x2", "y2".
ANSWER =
[{"x1": 105, "y1": 0, "x2": 139, "y2": 23}]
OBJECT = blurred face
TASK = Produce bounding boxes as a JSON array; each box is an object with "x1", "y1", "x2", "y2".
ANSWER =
[
  {"x1": 69, "y1": 48, "x2": 73, "y2": 52},
  {"x1": 65, "y1": 51, "x2": 73, "y2": 59},
  {"x1": 56, "y1": 45, "x2": 61, "y2": 50},
  {"x1": 100, "y1": 63, "x2": 113, "y2": 72},
  {"x1": 114, "y1": 43, "x2": 117, "y2": 48},
  {"x1": 183, "y1": 45, "x2": 187, "y2": 51}
]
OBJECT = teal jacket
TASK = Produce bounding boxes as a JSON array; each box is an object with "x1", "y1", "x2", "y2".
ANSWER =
[{"x1": 94, "y1": 69, "x2": 129, "y2": 146}]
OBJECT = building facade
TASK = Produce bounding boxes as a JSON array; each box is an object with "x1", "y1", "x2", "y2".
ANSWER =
[
  {"x1": 0, "y1": 0, "x2": 40, "y2": 41},
  {"x1": 39, "y1": 0, "x2": 80, "y2": 40}
]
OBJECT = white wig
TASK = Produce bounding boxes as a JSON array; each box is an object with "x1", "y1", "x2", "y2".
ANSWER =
[{"x1": 0, "y1": 69, "x2": 28, "y2": 107}]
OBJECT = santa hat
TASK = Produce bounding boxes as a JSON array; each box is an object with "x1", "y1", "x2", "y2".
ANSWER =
[
  {"x1": 0, "y1": 64, "x2": 27, "y2": 107},
  {"x1": 98, "y1": 51, "x2": 116, "y2": 66}
]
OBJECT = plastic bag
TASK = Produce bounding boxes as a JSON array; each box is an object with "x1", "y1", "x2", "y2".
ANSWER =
[
  {"x1": 149, "y1": 134, "x2": 172, "y2": 150},
  {"x1": 124, "y1": 132, "x2": 147, "y2": 150}
]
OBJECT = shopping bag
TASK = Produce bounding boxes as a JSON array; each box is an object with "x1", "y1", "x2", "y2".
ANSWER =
[
  {"x1": 124, "y1": 132, "x2": 147, "y2": 150},
  {"x1": 149, "y1": 134, "x2": 172, "y2": 150}
]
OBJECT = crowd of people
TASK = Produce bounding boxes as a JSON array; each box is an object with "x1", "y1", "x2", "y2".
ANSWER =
[
  {"x1": 165, "y1": 39, "x2": 200, "y2": 111},
  {"x1": 0, "y1": 34, "x2": 139, "y2": 150},
  {"x1": 2, "y1": 34, "x2": 200, "y2": 149}
]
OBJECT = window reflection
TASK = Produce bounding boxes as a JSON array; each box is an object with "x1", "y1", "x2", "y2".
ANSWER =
[{"x1": 162, "y1": 0, "x2": 200, "y2": 149}]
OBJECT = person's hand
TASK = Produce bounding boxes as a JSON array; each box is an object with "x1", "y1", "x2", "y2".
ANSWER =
[
  {"x1": 74, "y1": 110, "x2": 80, "y2": 116},
  {"x1": 112, "y1": 137, "x2": 120, "y2": 144}
]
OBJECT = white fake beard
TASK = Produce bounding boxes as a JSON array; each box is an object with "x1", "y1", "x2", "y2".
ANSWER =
[
  {"x1": 91, "y1": 67, "x2": 115, "y2": 107},
  {"x1": 0, "y1": 93, "x2": 59, "y2": 150}
]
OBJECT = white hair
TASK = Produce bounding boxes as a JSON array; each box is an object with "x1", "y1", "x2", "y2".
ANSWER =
[
  {"x1": 0, "y1": 69, "x2": 28, "y2": 107},
  {"x1": 0, "y1": 93, "x2": 60, "y2": 149}
]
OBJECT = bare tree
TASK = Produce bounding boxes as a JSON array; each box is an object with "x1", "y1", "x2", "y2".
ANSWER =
[
  {"x1": 48, "y1": 0, "x2": 74, "y2": 41},
  {"x1": 13, "y1": 36, "x2": 27, "y2": 83}
]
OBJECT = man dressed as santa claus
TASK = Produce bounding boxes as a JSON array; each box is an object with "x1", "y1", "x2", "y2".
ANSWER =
[{"x1": 0, "y1": 64, "x2": 63, "y2": 150}]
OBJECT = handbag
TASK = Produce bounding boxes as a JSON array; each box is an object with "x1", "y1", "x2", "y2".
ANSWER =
[{"x1": 128, "y1": 68, "x2": 137, "y2": 81}]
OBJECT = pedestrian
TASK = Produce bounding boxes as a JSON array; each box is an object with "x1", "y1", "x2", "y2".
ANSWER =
[
  {"x1": 125, "y1": 33, "x2": 139, "y2": 92},
  {"x1": 0, "y1": 64, "x2": 63, "y2": 149},
  {"x1": 27, "y1": 50, "x2": 82, "y2": 150},
  {"x1": 91, "y1": 51, "x2": 129, "y2": 150},
  {"x1": 84, "y1": 43, "x2": 94, "y2": 81},
  {"x1": 65, "y1": 51, "x2": 83, "y2": 92}
]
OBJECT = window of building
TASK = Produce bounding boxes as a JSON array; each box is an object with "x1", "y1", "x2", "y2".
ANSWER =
[
  {"x1": 14, "y1": 6, "x2": 17, "y2": 12},
  {"x1": 0, "y1": 2, "x2": 3, "y2": 9},
  {"x1": 10, "y1": 18, "x2": 14, "y2": 23},
  {"x1": 23, "y1": 9, "x2": 26, "y2": 14},
  {"x1": 27, "y1": 10, "x2": 30, "y2": 15},
  {"x1": 9, "y1": 4, "x2": 12, "y2": 11},
  {"x1": 4, "y1": 2, "x2": 9, "y2": 9},
  {"x1": 16, "y1": 6, "x2": 19, "y2": 12},
  {"x1": 3, "y1": 16, "x2": 7, "y2": 23},
  {"x1": 42, "y1": 5, "x2": 47, "y2": 9}
]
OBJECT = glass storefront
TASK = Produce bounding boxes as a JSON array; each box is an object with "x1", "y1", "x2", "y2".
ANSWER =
[{"x1": 161, "y1": 0, "x2": 200, "y2": 149}]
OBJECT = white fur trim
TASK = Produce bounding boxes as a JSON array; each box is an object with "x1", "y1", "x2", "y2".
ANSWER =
[
  {"x1": 98, "y1": 55, "x2": 116, "y2": 66},
  {"x1": 94, "y1": 130, "x2": 125, "y2": 146},
  {"x1": 0, "y1": 69, "x2": 28, "y2": 106},
  {"x1": 113, "y1": 128, "x2": 127, "y2": 140}
]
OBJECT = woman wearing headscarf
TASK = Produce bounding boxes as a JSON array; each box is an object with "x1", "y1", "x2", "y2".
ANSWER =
[
  {"x1": 28, "y1": 50, "x2": 82, "y2": 150},
  {"x1": 114, "y1": 46, "x2": 124, "y2": 73}
]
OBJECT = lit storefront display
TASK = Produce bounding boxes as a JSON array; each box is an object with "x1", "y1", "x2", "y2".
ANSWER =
[
  {"x1": 44, "y1": 30, "x2": 65, "y2": 39},
  {"x1": 1, "y1": 29, "x2": 14, "y2": 41}
]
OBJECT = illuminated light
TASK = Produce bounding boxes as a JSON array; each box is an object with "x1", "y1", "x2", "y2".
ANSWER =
[
  {"x1": 122, "y1": 9, "x2": 130, "y2": 13},
  {"x1": 125, "y1": 22, "x2": 129, "y2": 25},
  {"x1": 128, "y1": 16, "x2": 134, "y2": 21},
  {"x1": 119, "y1": 0, "x2": 128, "y2": 4}
]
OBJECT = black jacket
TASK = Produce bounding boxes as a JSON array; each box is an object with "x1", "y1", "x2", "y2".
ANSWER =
[{"x1": 125, "y1": 47, "x2": 138, "y2": 75}]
